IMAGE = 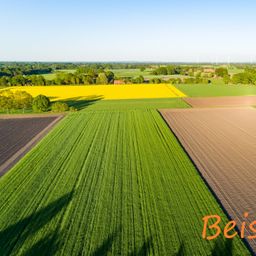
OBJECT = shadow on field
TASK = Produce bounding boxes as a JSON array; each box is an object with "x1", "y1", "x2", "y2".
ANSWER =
[
  {"x1": 175, "y1": 242, "x2": 185, "y2": 256},
  {"x1": 0, "y1": 191, "x2": 74, "y2": 256},
  {"x1": 92, "y1": 228, "x2": 120, "y2": 256},
  {"x1": 63, "y1": 95, "x2": 103, "y2": 110},
  {"x1": 24, "y1": 229, "x2": 61, "y2": 256},
  {"x1": 211, "y1": 237, "x2": 233, "y2": 256},
  {"x1": 92, "y1": 228, "x2": 154, "y2": 256},
  {"x1": 131, "y1": 236, "x2": 153, "y2": 256}
]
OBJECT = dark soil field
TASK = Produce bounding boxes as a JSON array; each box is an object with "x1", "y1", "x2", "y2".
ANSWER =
[
  {"x1": 0, "y1": 115, "x2": 62, "y2": 176},
  {"x1": 184, "y1": 96, "x2": 256, "y2": 108},
  {"x1": 160, "y1": 107, "x2": 256, "y2": 253}
]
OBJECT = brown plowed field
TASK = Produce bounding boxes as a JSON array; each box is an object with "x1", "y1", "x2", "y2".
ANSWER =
[
  {"x1": 160, "y1": 107, "x2": 256, "y2": 253},
  {"x1": 0, "y1": 115, "x2": 62, "y2": 176},
  {"x1": 184, "y1": 95, "x2": 256, "y2": 108}
]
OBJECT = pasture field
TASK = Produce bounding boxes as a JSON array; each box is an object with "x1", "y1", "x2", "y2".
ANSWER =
[
  {"x1": 110, "y1": 68, "x2": 186, "y2": 80},
  {"x1": 228, "y1": 66, "x2": 244, "y2": 75},
  {"x1": 3, "y1": 84, "x2": 186, "y2": 101},
  {"x1": 42, "y1": 69, "x2": 76, "y2": 80},
  {"x1": 176, "y1": 83, "x2": 256, "y2": 97},
  {"x1": 0, "y1": 99, "x2": 249, "y2": 255},
  {"x1": 161, "y1": 107, "x2": 256, "y2": 254}
]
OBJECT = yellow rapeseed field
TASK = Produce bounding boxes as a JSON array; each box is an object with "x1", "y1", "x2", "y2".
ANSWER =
[{"x1": 2, "y1": 84, "x2": 186, "y2": 101}]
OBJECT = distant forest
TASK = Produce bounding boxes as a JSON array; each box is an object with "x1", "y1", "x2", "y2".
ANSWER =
[{"x1": 0, "y1": 62, "x2": 256, "y2": 86}]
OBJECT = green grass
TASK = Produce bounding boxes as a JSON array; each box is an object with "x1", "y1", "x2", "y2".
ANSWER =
[
  {"x1": 228, "y1": 67, "x2": 244, "y2": 76},
  {"x1": 110, "y1": 68, "x2": 188, "y2": 80},
  {"x1": 65, "y1": 98, "x2": 189, "y2": 111},
  {"x1": 0, "y1": 108, "x2": 33, "y2": 115},
  {"x1": 0, "y1": 98, "x2": 250, "y2": 255},
  {"x1": 176, "y1": 83, "x2": 256, "y2": 97},
  {"x1": 42, "y1": 73, "x2": 58, "y2": 80},
  {"x1": 42, "y1": 69, "x2": 76, "y2": 80}
]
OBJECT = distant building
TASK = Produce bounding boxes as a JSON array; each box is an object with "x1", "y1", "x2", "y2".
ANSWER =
[{"x1": 114, "y1": 80, "x2": 125, "y2": 85}]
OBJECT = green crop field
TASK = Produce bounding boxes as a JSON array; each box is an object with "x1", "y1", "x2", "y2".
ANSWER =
[
  {"x1": 67, "y1": 98, "x2": 189, "y2": 111},
  {"x1": 176, "y1": 83, "x2": 256, "y2": 97},
  {"x1": 0, "y1": 99, "x2": 249, "y2": 255}
]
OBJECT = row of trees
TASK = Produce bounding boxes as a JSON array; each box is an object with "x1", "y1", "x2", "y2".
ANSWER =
[
  {"x1": 213, "y1": 68, "x2": 256, "y2": 85},
  {"x1": 0, "y1": 75, "x2": 47, "y2": 86},
  {"x1": 151, "y1": 66, "x2": 183, "y2": 76},
  {"x1": 230, "y1": 69, "x2": 256, "y2": 85},
  {"x1": 0, "y1": 71, "x2": 115, "y2": 86},
  {"x1": 0, "y1": 90, "x2": 73, "y2": 113},
  {"x1": 168, "y1": 77, "x2": 211, "y2": 85},
  {"x1": 0, "y1": 62, "x2": 82, "y2": 77},
  {"x1": 2, "y1": 62, "x2": 256, "y2": 86},
  {"x1": 47, "y1": 71, "x2": 115, "y2": 85},
  {"x1": 0, "y1": 62, "x2": 150, "y2": 78}
]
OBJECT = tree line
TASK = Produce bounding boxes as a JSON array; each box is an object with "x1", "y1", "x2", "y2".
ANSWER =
[
  {"x1": 0, "y1": 90, "x2": 74, "y2": 113},
  {"x1": 0, "y1": 70, "x2": 115, "y2": 86},
  {"x1": 1, "y1": 62, "x2": 256, "y2": 86}
]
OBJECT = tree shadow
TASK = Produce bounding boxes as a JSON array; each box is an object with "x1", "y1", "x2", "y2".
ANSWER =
[
  {"x1": 0, "y1": 191, "x2": 74, "y2": 256},
  {"x1": 130, "y1": 236, "x2": 153, "y2": 256},
  {"x1": 91, "y1": 227, "x2": 120, "y2": 256},
  {"x1": 211, "y1": 237, "x2": 233, "y2": 256},
  {"x1": 176, "y1": 242, "x2": 185, "y2": 256},
  {"x1": 63, "y1": 95, "x2": 104, "y2": 110},
  {"x1": 24, "y1": 229, "x2": 61, "y2": 256}
]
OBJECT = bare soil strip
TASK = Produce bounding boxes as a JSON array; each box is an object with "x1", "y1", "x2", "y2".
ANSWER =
[
  {"x1": 160, "y1": 107, "x2": 256, "y2": 253},
  {"x1": 184, "y1": 95, "x2": 256, "y2": 108},
  {"x1": 0, "y1": 115, "x2": 63, "y2": 176}
]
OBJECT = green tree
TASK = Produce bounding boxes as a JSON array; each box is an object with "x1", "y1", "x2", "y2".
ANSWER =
[
  {"x1": 0, "y1": 77, "x2": 9, "y2": 86},
  {"x1": 152, "y1": 67, "x2": 168, "y2": 75},
  {"x1": 223, "y1": 75, "x2": 231, "y2": 84},
  {"x1": 215, "y1": 68, "x2": 228, "y2": 77},
  {"x1": 13, "y1": 91, "x2": 33, "y2": 113},
  {"x1": 105, "y1": 71, "x2": 115, "y2": 84},
  {"x1": 32, "y1": 95, "x2": 50, "y2": 112},
  {"x1": 133, "y1": 75, "x2": 144, "y2": 84},
  {"x1": 96, "y1": 73, "x2": 108, "y2": 84},
  {"x1": 150, "y1": 78, "x2": 161, "y2": 84},
  {"x1": 51, "y1": 102, "x2": 69, "y2": 112},
  {"x1": 0, "y1": 96, "x2": 14, "y2": 113}
]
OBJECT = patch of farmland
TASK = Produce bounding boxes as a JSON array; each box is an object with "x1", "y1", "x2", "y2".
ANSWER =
[
  {"x1": 0, "y1": 115, "x2": 62, "y2": 176},
  {"x1": 184, "y1": 95, "x2": 256, "y2": 108},
  {"x1": 1, "y1": 84, "x2": 186, "y2": 101},
  {"x1": 160, "y1": 107, "x2": 256, "y2": 253},
  {"x1": 176, "y1": 83, "x2": 256, "y2": 97},
  {"x1": 82, "y1": 98, "x2": 189, "y2": 111},
  {"x1": 0, "y1": 109, "x2": 249, "y2": 255}
]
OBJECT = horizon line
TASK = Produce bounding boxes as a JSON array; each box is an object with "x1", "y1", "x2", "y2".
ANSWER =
[{"x1": 0, "y1": 60, "x2": 256, "y2": 65}]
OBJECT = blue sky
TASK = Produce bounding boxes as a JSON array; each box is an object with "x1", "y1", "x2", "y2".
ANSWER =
[{"x1": 0, "y1": 0, "x2": 256, "y2": 62}]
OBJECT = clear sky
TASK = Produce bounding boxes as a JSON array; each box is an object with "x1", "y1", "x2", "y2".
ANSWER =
[{"x1": 0, "y1": 0, "x2": 256, "y2": 62}]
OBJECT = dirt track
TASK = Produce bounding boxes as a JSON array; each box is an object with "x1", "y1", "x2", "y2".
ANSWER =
[
  {"x1": 0, "y1": 115, "x2": 63, "y2": 176},
  {"x1": 184, "y1": 95, "x2": 256, "y2": 108},
  {"x1": 160, "y1": 107, "x2": 256, "y2": 253}
]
